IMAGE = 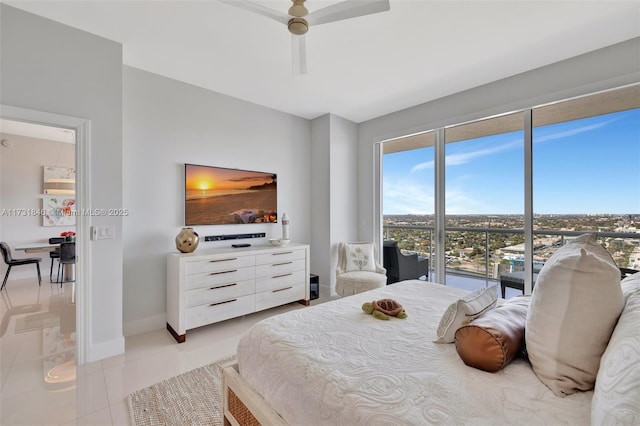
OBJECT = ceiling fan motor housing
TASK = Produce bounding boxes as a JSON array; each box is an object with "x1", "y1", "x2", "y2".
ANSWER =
[
  {"x1": 288, "y1": 17, "x2": 308, "y2": 35},
  {"x1": 288, "y1": 0, "x2": 308, "y2": 18}
]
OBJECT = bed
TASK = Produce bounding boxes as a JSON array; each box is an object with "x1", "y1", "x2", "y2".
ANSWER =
[
  {"x1": 222, "y1": 233, "x2": 640, "y2": 425},
  {"x1": 224, "y1": 277, "x2": 624, "y2": 425}
]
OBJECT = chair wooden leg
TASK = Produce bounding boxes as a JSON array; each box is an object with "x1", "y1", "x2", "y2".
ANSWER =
[
  {"x1": 36, "y1": 263, "x2": 42, "y2": 286},
  {"x1": 50, "y1": 259, "x2": 55, "y2": 281},
  {"x1": 56, "y1": 262, "x2": 62, "y2": 284},
  {"x1": 1, "y1": 266, "x2": 11, "y2": 290}
]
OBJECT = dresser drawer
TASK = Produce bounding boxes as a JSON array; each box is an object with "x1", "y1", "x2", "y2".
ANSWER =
[
  {"x1": 255, "y1": 249, "x2": 305, "y2": 266},
  {"x1": 167, "y1": 244, "x2": 309, "y2": 343},
  {"x1": 255, "y1": 283, "x2": 305, "y2": 311},
  {"x1": 186, "y1": 267, "x2": 254, "y2": 290},
  {"x1": 185, "y1": 294, "x2": 255, "y2": 330},
  {"x1": 185, "y1": 279, "x2": 255, "y2": 307},
  {"x1": 255, "y1": 258, "x2": 305, "y2": 279},
  {"x1": 257, "y1": 269, "x2": 305, "y2": 292},
  {"x1": 185, "y1": 255, "x2": 254, "y2": 275}
]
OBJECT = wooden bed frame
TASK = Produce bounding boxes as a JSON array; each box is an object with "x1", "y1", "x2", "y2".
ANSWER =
[{"x1": 222, "y1": 362, "x2": 287, "y2": 426}]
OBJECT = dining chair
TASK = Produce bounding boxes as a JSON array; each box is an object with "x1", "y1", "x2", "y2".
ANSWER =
[
  {"x1": 48, "y1": 237, "x2": 65, "y2": 282},
  {"x1": 55, "y1": 242, "x2": 75, "y2": 286},
  {"x1": 0, "y1": 241, "x2": 42, "y2": 290}
]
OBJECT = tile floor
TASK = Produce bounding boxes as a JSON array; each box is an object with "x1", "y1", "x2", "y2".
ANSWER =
[{"x1": 1, "y1": 277, "x2": 335, "y2": 425}]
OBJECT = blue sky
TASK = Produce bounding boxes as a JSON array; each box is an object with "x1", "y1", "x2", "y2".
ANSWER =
[{"x1": 383, "y1": 108, "x2": 640, "y2": 215}]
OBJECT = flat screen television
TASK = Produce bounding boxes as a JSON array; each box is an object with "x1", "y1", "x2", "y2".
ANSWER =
[{"x1": 184, "y1": 164, "x2": 277, "y2": 225}]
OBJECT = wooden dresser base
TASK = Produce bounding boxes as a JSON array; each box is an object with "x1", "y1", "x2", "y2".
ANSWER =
[{"x1": 166, "y1": 323, "x2": 185, "y2": 343}]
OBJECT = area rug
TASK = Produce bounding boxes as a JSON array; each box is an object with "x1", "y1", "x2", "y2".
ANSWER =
[{"x1": 127, "y1": 354, "x2": 237, "y2": 426}]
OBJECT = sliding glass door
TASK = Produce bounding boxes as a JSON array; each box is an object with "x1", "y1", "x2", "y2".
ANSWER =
[
  {"x1": 532, "y1": 86, "x2": 640, "y2": 269},
  {"x1": 381, "y1": 84, "x2": 640, "y2": 294},
  {"x1": 382, "y1": 132, "x2": 436, "y2": 278},
  {"x1": 443, "y1": 112, "x2": 524, "y2": 290}
]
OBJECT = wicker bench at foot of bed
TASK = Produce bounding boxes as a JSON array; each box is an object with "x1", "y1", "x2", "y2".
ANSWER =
[
  {"x1": 227, "y1": 389, "x2": 260, "y2": 426},
  {"x1": 222, "y1": 362, "x2": 288, "y2": 426}
]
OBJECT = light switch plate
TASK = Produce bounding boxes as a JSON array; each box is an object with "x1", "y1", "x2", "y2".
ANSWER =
[{"x1": 90, "y1": 225, "x2": 115, "y2": 240}]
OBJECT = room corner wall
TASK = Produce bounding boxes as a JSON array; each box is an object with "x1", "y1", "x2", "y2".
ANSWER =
[
  {"x1": 1, "y1": 4, "x2": 124, "y2": 361},
  {"x1": 311, "y1": 114, "x2": 359, "y2": 296},
  {"x1": 310, "y1": 115, "x2": 331, "y2": 293}
]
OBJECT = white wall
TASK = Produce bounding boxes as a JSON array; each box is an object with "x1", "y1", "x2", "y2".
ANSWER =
[
  {"x1": 310, "y1": 115, "x2": 331, "y2": 291},
  {"x1": 0, "y1": 134, "x2": 75, "y2": 279},
  {"x1": 357, "y1": 37, "x2": 640, "y2": 245},
  {"x1": 122, "y1": 66, "x2": 311, "y2": 335},
  {"x1": 310, "y1": 114, "x2": 359, "y2": 295},
  {"x1": 1, "y1": 4, "x2": 124, "y2": 361},
  {"x1": 329, "y1": 115, "x2": 359, "y2": 294}
]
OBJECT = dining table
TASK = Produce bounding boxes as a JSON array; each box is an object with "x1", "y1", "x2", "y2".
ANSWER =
[{"x1": 14, "y1": 243, "x2": 59, "y2": 253}]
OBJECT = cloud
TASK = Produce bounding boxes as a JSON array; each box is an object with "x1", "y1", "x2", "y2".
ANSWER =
[
  {"x1": 411, "y1": 139, "x2": 519, "y2": 173},
  {"x1": 383, "y1": 179, "x2": 434, "y2": 214},
  {"x1": 534, "y1": 118, "x2": 616, "y2": 143},
  {"x1": 411, "y1": 160, "x2": 434, "y2": 173},
  {"x1": 409, "y1": 117, "x2": 616, "y2": 173}
]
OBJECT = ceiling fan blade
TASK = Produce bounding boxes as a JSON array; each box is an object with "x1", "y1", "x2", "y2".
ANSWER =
[
  {"x1": 219, "y1": 0, "x2": 289, "y2": 25},
  {"x1": 291, "y1": 35, "x2": 308, "y2": 75},
  {"x1": 307, "y1": 0, "x2": 390, "y2": 26}
]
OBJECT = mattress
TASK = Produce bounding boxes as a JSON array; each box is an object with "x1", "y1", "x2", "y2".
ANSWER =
[{"x1": 237, "y1": 280, "x2": 592, "y2": 425}]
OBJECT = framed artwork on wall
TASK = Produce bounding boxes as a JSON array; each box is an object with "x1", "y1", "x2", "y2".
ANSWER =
[
  {"x1": 42, "y1": 196, "x2": 76, "y2": 227},
  {"x1": 44, "y1": 166, "x2": 75, "y2": 195}
]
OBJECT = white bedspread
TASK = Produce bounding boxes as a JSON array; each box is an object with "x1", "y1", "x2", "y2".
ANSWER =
[{"x1": 238, "y1": 280, "x2": 592, "y2": 425}]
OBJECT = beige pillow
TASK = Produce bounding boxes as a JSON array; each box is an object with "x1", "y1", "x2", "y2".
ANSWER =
[
  {"x1": 434, "y1": 285, "x2": 498, "y2": 343},
  {"x1": 525, "y1": 234, "x2": 624, "y2": 397},
  {"x1": 344, "y1": 243, "x2": 376, "y2": 272}
]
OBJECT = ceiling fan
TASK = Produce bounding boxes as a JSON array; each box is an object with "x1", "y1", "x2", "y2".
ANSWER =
[{"x1": 220, "y1": 0, "x2": 391, "y2": 74}]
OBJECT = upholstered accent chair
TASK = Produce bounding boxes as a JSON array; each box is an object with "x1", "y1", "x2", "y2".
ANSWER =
[
  {"x1": 382, "y1": 240, "x2": 429, "y2": 284},
  {"x1": 335, "y1": 242, "x2": 387, "y2": 296}
]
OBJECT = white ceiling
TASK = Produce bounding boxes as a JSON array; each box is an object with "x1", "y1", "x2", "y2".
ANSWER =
[
  {"x1": 0, "y1": 119, "x2": 75, "y2": 144},
  {"x1": 5, "y1": 0, "x2": 640, "y2": 123}
]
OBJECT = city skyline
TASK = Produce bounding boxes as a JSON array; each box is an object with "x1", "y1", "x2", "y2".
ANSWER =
[{"x1": 383, "y1": 108, "x2": 640, "y2": 215}]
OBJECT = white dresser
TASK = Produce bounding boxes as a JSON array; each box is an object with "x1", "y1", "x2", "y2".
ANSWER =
[{"x1": 166, "y1": 243, "x2": 310, "y2": 342}]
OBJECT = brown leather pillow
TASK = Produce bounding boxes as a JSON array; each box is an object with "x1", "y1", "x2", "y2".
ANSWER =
[{"x1": 454, "y1": 296, "x2": 530, "y2": 373}]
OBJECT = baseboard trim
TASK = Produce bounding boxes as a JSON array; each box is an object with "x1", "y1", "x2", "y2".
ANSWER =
[
  {"x1": 88, "y1": 336, "x2": 125, "y2": 362},
  {"x1": 123, "y1": 313, "x2": 166, "y2": 337}
]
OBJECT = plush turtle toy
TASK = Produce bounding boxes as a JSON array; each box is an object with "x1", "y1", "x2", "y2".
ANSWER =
[{"x1": 362, "y1": 299, "x2": 408, "y2": 320}]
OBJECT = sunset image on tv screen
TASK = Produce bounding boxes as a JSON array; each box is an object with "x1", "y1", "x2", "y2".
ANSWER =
[{"x1": 185, "y1": 164, "x2": 277, "y2": 225}]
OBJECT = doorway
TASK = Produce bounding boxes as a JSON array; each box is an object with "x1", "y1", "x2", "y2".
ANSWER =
[
  {"x1": 0, "y1": 104, "x2": 90, "y2": 365},
  {"x1": 0, "y1": 119, "x2": 81, "y2": 409}
]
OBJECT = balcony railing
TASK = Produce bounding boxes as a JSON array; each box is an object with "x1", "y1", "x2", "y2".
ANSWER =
[{"x1": 383, "y1": 224, "x2": 640, "y2": 289}]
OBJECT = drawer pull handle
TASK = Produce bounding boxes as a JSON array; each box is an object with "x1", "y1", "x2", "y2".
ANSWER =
[
  {"x1": 273, "y1": 273, "x2": 293, "y2": 279},
  {"x1": 272, "y1": 251, "x2": 293, "y2": 256},
  {"x1": 209, "y1": 258, "x2": 237, "y2": 263},
  {"x1": 210, "y1": 283, "x2": 237, "y2": 290},
  {"x1": 272, "y1": 286, "x2": 293, "y2": 293},
  {"x1": 210, "y1": 299, "x2": 237, "y2": 307},
  {"x1": 273, "y1": 261, "x2": 293, "y2": 267},
  {"x1": 209, "y1": 269, "x2": 237, "y2": 276}
]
